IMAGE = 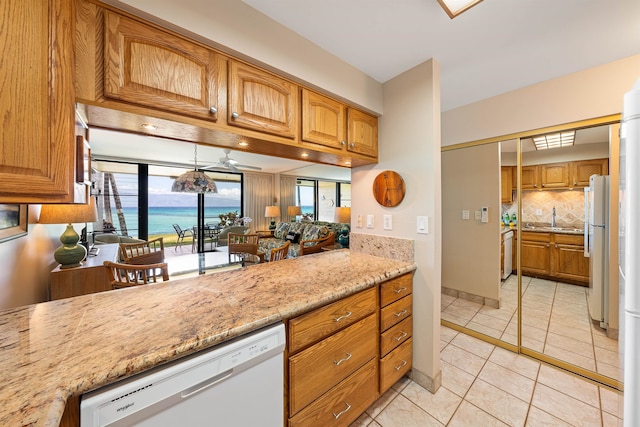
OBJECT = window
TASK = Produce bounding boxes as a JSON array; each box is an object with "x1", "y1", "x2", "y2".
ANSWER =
[{"x1": 294, "y1": 179, "x2": 351, "y2": 222}]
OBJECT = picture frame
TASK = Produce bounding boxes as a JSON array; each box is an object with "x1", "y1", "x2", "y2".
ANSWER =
[
  {"x1": 0, "y1": 204, "x2": 28, "y2": 243},
  {"x1": 76, "y1": 135, "x2": 91, "y2": 184}
]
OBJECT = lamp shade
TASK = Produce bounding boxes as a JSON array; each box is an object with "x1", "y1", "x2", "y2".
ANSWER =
[
  {"x1": 287, "y1": 206, "x2": 302, "y2": 216},
  {"x1": 265, "y1": 206, "x2": 281, "y2": 218},
  {"x1": 334, "y1": 207, "x2": 351, "y2": 224},
  {"x1": 39, "y1": 198, "x2": 98, "y2": 224},
  {"x1": 171, "y1": 170, "x2": 217, "y2": 193}
]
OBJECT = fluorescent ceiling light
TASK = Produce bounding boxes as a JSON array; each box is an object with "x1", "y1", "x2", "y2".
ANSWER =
[
  {"x1": 533, "y1": 131, "x2": 576, "y2": 150},
  {"x1": 437, "y1": 0, "x2": 484, "y2": 18}
]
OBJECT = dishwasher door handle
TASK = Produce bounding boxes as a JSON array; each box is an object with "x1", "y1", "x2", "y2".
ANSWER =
[{"x1": 181, "y1": 369, "x2": 233, "y2": 398}]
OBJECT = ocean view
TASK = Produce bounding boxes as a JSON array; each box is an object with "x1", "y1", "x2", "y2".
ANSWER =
[{"x1": 105, "y1": 206, "x2": 312, "y2": 236}]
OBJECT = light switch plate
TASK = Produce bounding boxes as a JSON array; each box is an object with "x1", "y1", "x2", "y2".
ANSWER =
[
  {"x1": 462, "y1": 210, "x2": 470, "y2": 220},
  {"x1": 417, "y1": 216, "x2": 428, "y2": 234},
  {"x1": 474, "y1": 210, "x2": 482, "y2": 220},
  {"x1": 383, "y1": 214, "x2": 392, "y2": 230},
  {"x1": 366, "y1": 214, "x2": 374, "y2": 228},
  {"x1": 356, "y1": 215, "x2": 363, "y2": 228}
]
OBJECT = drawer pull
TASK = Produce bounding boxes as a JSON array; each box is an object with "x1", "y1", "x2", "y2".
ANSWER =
[
  {"x1": 334, "y1": 352, "x2": 352, "y2": 366},
  {"x1": 394, "y1": 331, "x2": 408, "y2": 341},
  {"x1": 394, "y1": 360, "x2": 408, "y2": 371},
  {"x1": 333, "y1": 402, "x2": 352, "y2": 419},
  {"x1": 393, "y1": 286, "x2": 407, "y2": 294},
  {"x1": 334, "y1": 311, "x2": 352, "y2": 322},
  {"x1": 394, "y1": 309, "x2": 408, "y2": 317}
]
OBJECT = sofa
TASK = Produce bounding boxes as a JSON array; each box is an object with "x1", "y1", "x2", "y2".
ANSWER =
[
  {"x1": 215, "y1": 226, "x2": 249, "y2": 247},
  {"x1": 258, "y1": 221, "x2": 337, "y2": 259},
  {"x1": 93, "y1": 233, "x2": 147, "y2": 261}
]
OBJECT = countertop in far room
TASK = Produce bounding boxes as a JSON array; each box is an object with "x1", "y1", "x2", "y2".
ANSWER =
[{"x1": 0, "y1": 250, "x2": 416, "y2": 427}]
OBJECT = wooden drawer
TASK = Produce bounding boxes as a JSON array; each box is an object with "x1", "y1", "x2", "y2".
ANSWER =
[
  {"x1": 289, "y1": 314, "x2": 377, "y2": 415},
  {"x1": 380, "y1": 316, "x2": 412, "y2": 357},
  {"x1": 380, "y1": 338, "x2": 412, "y2": 393},
  {"x1": 288, "y1": 287, "x2": 376, "y2": 353},
  {"x1": 554, "y1": 233, "x2": 584, "y2": 245},
  {"x1": 289, "y1": 358, "x2": 378, "y2": 427},
  {"x1": 380, "y1": 274, "x2": 412, "y2": 307},
  {"x1": 380, "y1": 294, "x2": 412, "y2": 332},
  {"x1": 521, "y1": 231, "x2": 551, "y2": 243}
]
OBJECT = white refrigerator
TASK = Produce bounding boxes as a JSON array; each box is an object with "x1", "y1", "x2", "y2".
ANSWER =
[
  {"x1": 584, "y1": 174, "x2": 609, "y2": 329},
  {"x1": 621, "y1": 76, "x2": 640, "y2": 427}
]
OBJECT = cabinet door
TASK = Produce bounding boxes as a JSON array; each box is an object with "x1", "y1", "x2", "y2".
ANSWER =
[
  {"x1": 104, "y1": 12, "x2": 219, "y2": 122},
  {"x1": 521, "y1": 166, "x2": 540, "y2": 190},
  {"x1": 228, "y1": 60, "x2": 298, "y2": 138},
  {"x1": 301, "y1": 89, "x2": 345, "y2": 149},
  {"x1": 552, "y1": 243, "x2": 589, "y2": 284},
  {"x1": 501, "y1": 167, "x2": 513, "y2": 203},
  {"x1": 540, "y1": 162, "x2": 570, "y2": 189},
  {"x1": 571, "y1": 159, "x2": 609, "y2": 187},
  {"x1": 0, "y1": 0, "x2": 76, "y2": 203},
  {"x1": 521, "y1": 238, "x2": 551, "y2": 276},
  {"x1": 347, "y1": 109, "x2": 378, "y2": 158}
]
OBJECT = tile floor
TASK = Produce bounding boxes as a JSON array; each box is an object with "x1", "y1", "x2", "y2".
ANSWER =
[
  {"x1": 441, "y1": 275, "x2": 622, "y2": 382},
  {"x1": 351, "y1": 325, "x2": 624, "y2": 426}
]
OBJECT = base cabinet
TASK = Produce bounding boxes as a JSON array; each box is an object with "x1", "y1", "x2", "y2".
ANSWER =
[{"x1": 521, "y1": 232, "x2": 588, "y2": 285}]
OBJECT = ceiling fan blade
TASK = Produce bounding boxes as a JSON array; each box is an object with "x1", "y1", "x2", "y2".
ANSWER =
[{"x1": 234, "y1": 163, "x2": 262, "y2": 171}]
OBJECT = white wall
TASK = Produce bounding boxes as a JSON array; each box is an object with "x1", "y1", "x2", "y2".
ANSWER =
[{"x1": 353, "y1": 59, "x2": 442, "y2": 390}]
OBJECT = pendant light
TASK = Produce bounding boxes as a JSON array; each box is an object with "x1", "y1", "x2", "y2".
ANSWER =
[{"x1": 172, "y1": 145, "x2": 218, "y2": 193}]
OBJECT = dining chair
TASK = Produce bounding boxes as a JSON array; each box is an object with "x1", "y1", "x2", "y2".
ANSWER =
[
  {"x1": 192, "y1": 226, "x2": 219, "y2": 252},
  {"x1": 120, "y1": 237, "x2": 165, "y2": 265},
  {"x1": 172, "y1": 224, "x2": 193, "y2": 251},
  {"x1": 228, "y1": 233, "x2": 262, "y2": 265},
  {"x1": 104, "y1": 260, "x2": 169, "y2": 289},
  {"x1": 269, "y1": 240, "x2": 290, "y2": 262}
]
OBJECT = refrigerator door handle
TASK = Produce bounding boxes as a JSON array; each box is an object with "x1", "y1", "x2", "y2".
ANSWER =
[{"x1": 584, "y1": 188, "x2": 590, "y2": 257}]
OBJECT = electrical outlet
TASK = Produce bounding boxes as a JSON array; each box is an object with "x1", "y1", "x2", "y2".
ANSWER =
[
  {"x1": 383, "y1": 214, "x2": 392, "y2": 230},
  {"x1": 535, "y1": 209, "x2": 542, "y2": 216}
]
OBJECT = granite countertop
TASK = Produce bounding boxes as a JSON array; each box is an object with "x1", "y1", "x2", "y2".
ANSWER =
[{"x1": 0, "y1": 250, "x2": 415, "y2": 426}]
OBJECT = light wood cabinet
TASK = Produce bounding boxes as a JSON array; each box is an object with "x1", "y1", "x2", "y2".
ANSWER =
[
  {"x1": 103, "y1": 11, "x2": 220, "y2": 122},
  {"x1": 540, "y1": 162, "x2": 570, "y2": 188},
  {"x1": 521, "y1": 231, "x2": 588, "y2": 285},
  {"x1": 301, "y1": 89, "x2": 346, "y2": 149},
  {"x1": 571, "y1": 158, "x2": 609, "y2": 187},
  {"x1": 287, "y1": 287, "x2": 378, "y2": 426},
  {"x1": 228, "y1": 60, "x2": 298, "y2": 138},
  {"x1": 0, "y1": 0, "x2": 78, "y2": 203},
  {"x1": 347, "y1": 109, "x2": 378, "y2": 157},
  {"x1": 521, "y1": 166, "x2": 540, "y2": 190},
  {"x1": 501, "y1": 166, "x2": 514, "y2": 203},
  {"x1": 378, "y1": 274, "x2": 413, "y2": 394}
]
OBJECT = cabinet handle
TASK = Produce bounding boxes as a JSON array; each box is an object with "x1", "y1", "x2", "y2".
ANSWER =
[
  {"x1": 545, "y1": 243, "x2": 550, "y2": 248},
  {"x1": 555, "y1": 244, "x2": 558, "y2": 248},
  {"x1": 574, "y1": 181, "x2": 577, "y2": 186},
  {"x1": 534, "y1": 184, "x2": 538, "y2": 188},
  {"x1": 541, "y1": 184, "x2": 545, "y2": 187},
  {"x1": 231, "y1": 112, "x2": 239, "y2": 119},
  {"x1": 340, "y1": 140, "x2": 346, "y2": 146},
  {"x1": 394, "y1": 331, "x2": 408, "y2": 341},
  {"x1": 394, "y1": 309, "x2": 408, "y2": 317},
  {"x1": 349, "y1": 142, "x2": 355, "y2": 148},
  {"x1": 334, "y1": 311, "x2": 352, "y2": 322},
  {"x1": 393, "y1": 286, "x2": 407, "y2": 294},
  {"x1": 332, "y1": 402, "x2": 352, "y2": 419},
  {"x1": 209, "y1": 106, "x2": 217, "y2": 114},
  {"x1": 334, "y1": 352, "x2": 352, "y2": 365},
  {"x1": 394, "y1": 360, "x2": 408, "y2": 371}
]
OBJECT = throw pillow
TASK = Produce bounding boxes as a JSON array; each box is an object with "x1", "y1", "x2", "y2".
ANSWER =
[
  {"x1": 285, "y1": 231, "x2": 301, "y2": 243},
  {"x1": 274, "y1": 222, "x2": 290, "y2": 239}
]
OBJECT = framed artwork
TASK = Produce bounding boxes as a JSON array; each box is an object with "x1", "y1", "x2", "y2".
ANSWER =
[
  {"x1": 76, "y1": 135, "x2": 91, "y2": 184},
  {"x1": 0, "y1": 204, "x2": 28, "y2": 243}
]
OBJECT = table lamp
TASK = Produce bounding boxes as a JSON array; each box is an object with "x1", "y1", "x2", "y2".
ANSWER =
[
  {"x1": 265, "y1": 206, "x2": 280, "y2": 230},
  {"x1": 334, "y1": 207, "x2": 351, "y2": 248},
  {"x1": 39, "y1": 199, "x2": 98, "y2": 268},
  {"x1": 287, "y1": 205, "x2": 302, "y2": 222}
]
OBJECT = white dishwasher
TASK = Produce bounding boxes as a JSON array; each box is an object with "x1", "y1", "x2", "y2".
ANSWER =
[
  {"x1": 502, "y1": 230, "x2": 513, "y2": 280},
  {"x1": 80, "y1": 323, "x2": 285, "y2": 427}
]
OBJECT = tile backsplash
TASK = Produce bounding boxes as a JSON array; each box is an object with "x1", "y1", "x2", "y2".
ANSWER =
[{"x1": 502, "y1": 190, "x2": 585, "y2": 228}]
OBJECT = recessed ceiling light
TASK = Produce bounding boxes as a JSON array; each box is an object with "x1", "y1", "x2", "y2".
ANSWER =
[
  {"x1": 238, "y1": 141, "x2": 249, "y2": 147},
  {"x1": 300, "y1": 153, "x2": 309, "y2": 158},
  {"x1": 141, "y1": 123, "x2": 157, "y2": 131},
  {"x1": 345, "y1": 161, "x2": 351, "y2": 166},
  {"x1": 533, "y1": 130, "x2": 576, "y2": 150},
  {"x1": 437, "y1": 0, "x2": 483, "y2": 18}
]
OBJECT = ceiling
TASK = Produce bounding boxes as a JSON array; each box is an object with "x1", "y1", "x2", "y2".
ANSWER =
[{"x1": 90, "y1": 0, "x2": 640, "y2": 178}]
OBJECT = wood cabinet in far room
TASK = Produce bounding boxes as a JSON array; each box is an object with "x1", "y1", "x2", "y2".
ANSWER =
[{"x1": 501, "y1": 166, "x2": 514, "y2": 203}]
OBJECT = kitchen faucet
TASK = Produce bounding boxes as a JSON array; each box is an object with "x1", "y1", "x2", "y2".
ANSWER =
[{"x1": 551, "y1": 206, "x2": 556, "y2": 227}]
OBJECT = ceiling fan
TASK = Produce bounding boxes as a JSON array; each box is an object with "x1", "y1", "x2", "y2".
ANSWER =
[{"x1": 202, "y1": 149, "x2": 262, "y2": 172}]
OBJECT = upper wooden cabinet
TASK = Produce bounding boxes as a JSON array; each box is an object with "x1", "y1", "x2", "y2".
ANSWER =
[
  {"x1": 301, "y1": 89, "x2": 346, "y2": 149},
  {"x1": 104, "y1": 11, "x2": 220, "y2": 122},
  {"x1": 540, "y1": 162, "x2": 570, "y2": 189},
  {"x1": 521, "y1": 165, "x2": 540, "y2": 190},
  {"x1": 501, "y1": 167, "x2": 513, "y2": 203},
  {"x1": 227, "y1": 60, "x2": 298, "y2": 139},
  {"x1": 0, "y1": 0, "x2": 78, "y2": 203},
  {"x1": 571, "y1": 158, "x2": 609, "y2": 187},
  {"x1": 347, "y1": 109, "x2": 378, "y2": 157}
]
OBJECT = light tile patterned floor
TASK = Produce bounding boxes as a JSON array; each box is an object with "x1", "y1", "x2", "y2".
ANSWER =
[
  {"x1": 351, "y1": 325, "x2": 624, "y2": 426},
  {"x1": 441, "y1": 276, "x2": 622, "y2": 382}
]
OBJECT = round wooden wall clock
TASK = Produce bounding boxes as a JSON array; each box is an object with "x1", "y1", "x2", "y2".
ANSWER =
[{"x1": 372, "y1": 170, "x2": 406, "y2": 207}]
